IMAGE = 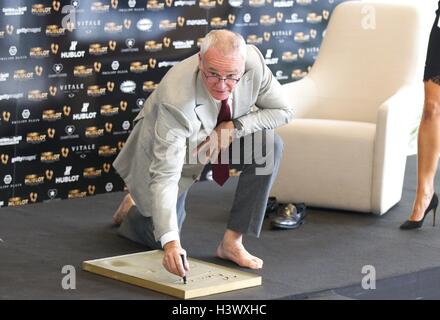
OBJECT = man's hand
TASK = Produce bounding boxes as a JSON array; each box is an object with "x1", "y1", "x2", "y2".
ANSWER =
[
  {"x1": 193, "y1": 121, "x2": 236, "y2": 163},
  {"x1": 163, "y1": 240, "x2": 190, "y2": 277}
]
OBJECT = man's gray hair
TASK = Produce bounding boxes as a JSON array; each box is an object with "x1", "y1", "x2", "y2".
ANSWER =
[{"x1": 200, "y1": 29, "x2": 247, "y2": 61}]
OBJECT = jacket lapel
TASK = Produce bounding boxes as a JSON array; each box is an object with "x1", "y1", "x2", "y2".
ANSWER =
[
  {"x1": 195, "y1": 72, "x2": 218, "y2": 133},
  {"x1": 232, "y1": 69, "x2": 255, "y2": 118}
]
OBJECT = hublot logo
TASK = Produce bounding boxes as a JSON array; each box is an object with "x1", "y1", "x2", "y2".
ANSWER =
[
  {"x1": 73, "y1": 112, "x2": 96, "y2": 120},
  {"x1": 55, "y1": 174, "x2": 80, "y2": 184},
  {"x1": 61, "y1": 41, "x2": 86, "y2": 59},
  {"x1": 73, "y1": 102, "x2": 97, "y2": 120},
  {"x1": 61, "y1": 51, "x2": 85, "y2": 58}
]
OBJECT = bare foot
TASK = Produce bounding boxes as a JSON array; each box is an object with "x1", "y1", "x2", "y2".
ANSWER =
[
  {"x1": 216, "y1": 241, "x2": 263, "y2": 269},
  {"x1": 112, "y1": 193, "x2": 135, "y2": 225}
]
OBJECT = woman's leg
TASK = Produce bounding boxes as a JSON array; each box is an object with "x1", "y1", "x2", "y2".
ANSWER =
[{"x1": 409, "y1": 79, "x2": 440, "y2": 221}]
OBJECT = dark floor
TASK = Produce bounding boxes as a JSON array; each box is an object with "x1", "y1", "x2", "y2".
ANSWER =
[
  {"x1": 1, "y1": 155, "x2": 440, "y2": 300},
  {"x1": 297, "y1": 265, "x2": 440, "y2": 300}
]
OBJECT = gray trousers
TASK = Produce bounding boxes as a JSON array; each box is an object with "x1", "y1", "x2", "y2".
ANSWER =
[{"x1": 118, "y1": 130, "x2": 284, "y2": 249}]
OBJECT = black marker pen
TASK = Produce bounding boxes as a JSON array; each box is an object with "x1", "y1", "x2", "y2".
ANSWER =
[{"x1": 180, "y1": 254, "x2": 187, "y2": 284}]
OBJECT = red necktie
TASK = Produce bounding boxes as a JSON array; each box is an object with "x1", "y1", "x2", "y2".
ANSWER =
[{"x1": 212, "y1": 99, "x2": 231, "y2": 186}]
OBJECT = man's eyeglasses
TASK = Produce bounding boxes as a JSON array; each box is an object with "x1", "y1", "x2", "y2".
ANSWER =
[{"x1": 202, "y1": 70, "x2": 241, "y2": 86}]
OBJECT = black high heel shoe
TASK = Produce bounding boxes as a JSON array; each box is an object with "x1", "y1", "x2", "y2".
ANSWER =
[{"x1": 400, "y1": 193, "x2": 438, "y2": 230}]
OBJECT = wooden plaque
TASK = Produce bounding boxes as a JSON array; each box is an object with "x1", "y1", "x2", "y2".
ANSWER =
[{"x1": 82, "y1": 250, "x2": 262, "y2": 299}]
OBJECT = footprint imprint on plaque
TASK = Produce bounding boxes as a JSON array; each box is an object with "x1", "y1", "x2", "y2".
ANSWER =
[
  {"x1": 106, "y1": 260, "x2": 154, "y2": 273},
  {"x1": 109, "y1": 261, "x2": 131, "y2": 267}
]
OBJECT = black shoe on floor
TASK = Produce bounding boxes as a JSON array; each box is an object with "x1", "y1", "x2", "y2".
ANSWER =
[
  {"x1": 270, "y1": 203, "x2": 307, "y2": 229},
  {"x1": 265, "y1": 196, "x2": 279, "y2": 218}
]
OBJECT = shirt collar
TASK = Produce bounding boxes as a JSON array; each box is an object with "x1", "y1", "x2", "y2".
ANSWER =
[{"x1": 212, "y1": 95, "x2": 232, "y2": 107}]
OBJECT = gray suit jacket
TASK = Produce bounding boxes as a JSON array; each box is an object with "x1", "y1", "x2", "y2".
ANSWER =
[{"x1": 113, "y1": 45, "x2": 293, "y2": 241}]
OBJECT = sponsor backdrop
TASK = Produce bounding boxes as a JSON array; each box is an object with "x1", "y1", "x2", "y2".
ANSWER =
[{"x1": 0, "y1": 0, "x2": 348, "y2": 208}]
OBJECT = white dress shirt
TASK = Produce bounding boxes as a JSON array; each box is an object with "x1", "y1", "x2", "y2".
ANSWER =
[{"x1": 213, "y1": 95, "x2": 233, "y2": 116}]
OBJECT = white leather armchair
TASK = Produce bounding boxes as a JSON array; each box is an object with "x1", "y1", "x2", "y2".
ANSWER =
[{"x1": 271, "y1": 1, "x2": 427, "y2": 214}]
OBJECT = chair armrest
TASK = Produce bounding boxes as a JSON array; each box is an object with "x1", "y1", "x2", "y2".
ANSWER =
[
  {"x1": 372, "y1": 84, "x2": 424, "y2": 214},
  {"x1": 282, "y1": 77, "x2": 319, "y2": 119}
]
